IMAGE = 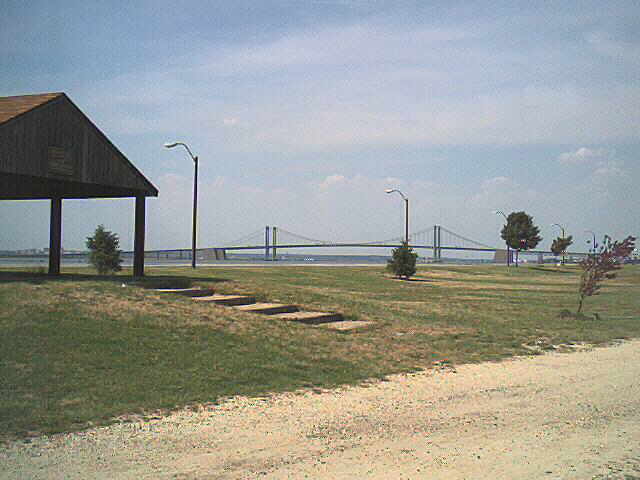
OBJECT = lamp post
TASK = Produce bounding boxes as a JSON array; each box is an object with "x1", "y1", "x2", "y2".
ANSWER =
[
  {"x1": 585, "y1": 230, "x2": 597, "y2": 256},
  {"x1": 494, "y1": 210, "x2": 510, "y2": 266},
  {"x1": 552, "y1": 223, "x2": 566, "y2": 265},
  {"x1": 164, "y1": 141, "x2": 198, "y2": 269},
  {"x1": 385, "y1": 189, "x2": 409, "y2": 244}
]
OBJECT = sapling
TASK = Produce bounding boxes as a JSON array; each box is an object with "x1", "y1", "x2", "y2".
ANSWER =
[
  {"x1": 86, "y1": 225, "x2": 123, "y2": 275},
  {"x1": 577, "y1": 235, "x2": 636, "y2": 314}
]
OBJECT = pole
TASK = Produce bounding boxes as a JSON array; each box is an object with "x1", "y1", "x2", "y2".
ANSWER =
[
  {"x1": 495, "y1": 211, "x2": 510, "y2": 267},
  {"x1": 192, "y1": 156, "x2": 198, "y2": 269},
  {"x1": 49, "y1": 198, "x2": 62, "y2": 276},
  {"x1": 133, "y1": 195, "x2": 146, "y2": 277},
  {"x1": 561, "y1": 226, "x2": 566, "y2": 265},
  {"x1": 404, "y1": 198, "x2": 409, "y2": 244}
]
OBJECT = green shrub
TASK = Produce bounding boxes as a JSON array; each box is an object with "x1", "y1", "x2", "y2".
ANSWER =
[
  {"x1": 86, "y1": 225, "x2": 122, "y2": 275},
  {"x1": 387, "y1": 241, "x2": 417, "y2": 280}
]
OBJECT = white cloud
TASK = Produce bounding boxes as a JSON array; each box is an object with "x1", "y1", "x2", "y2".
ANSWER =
[
  {"x1": 481, "y1": 176, "x2": 516, "y2": 191},
  {"x1": 592, "y1": 161, "x2": 626, "y2": 187},
  {"x1": 469, "y1": 176, "x2": 540, "y2": 220},
  {"x1": 319, "y1": 174, "x2": 346, "y2": 190},
  {"x1": 77, "y1": 18, "x2": 640, "y2": 152},
  {"x1": 587, "y1": 31, "x2": 640, "y2": 65},
  {"x1": 558, "y1": 147, "x2": 606, "y2": 165},
  {"x1": 223, "y1": 117, "x2": 239, "y2": 126}
]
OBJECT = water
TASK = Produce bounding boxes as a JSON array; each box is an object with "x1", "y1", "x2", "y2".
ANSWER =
[{"x1": 0, "y1": 252, "x2": 495, "y2": 268}]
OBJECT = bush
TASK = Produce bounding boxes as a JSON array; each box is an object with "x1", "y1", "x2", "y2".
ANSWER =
[
  {"x1": 500, "y1": 211, "x2": 542, "y2": 266},
  {"x1": 577, "y1": 235, "x2": 636, "y2": 314},
  {"x1": 387, "y1": 241, "x2": 417, "y2": 280},
  {"x1": 550, "y1": 235, "x2": 573, "y2": 264},
  {"x1": 86, "y1": 225, "x2": 123, "y2": 275}
]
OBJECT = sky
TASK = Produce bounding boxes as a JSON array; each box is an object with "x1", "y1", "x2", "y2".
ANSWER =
[{"x1": 1, "y1": 0, "x2": 638, "y2": 253}]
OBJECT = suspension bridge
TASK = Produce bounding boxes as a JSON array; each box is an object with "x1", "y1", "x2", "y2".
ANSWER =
[
  {"x1": 221, "y1": 225, "x2": 495, "y2": 257},
  {"x1": 198, "y1": 224, "x2": 584, "y2": 263},
  {"x1": 3, "y1": 224, "x2": 591, "y2": 265}
]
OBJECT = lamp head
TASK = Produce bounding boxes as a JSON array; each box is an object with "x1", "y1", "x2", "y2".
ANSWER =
[
  {"x1": 385, "y1": 189, "x2": 394, "y2": 194},
  {"x1": 164, "y1": 142, "x2": 179, "y2": 149}
]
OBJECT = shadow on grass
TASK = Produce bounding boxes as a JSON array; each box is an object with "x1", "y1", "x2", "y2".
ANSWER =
[
  {"x1": 530, "y1": 266, "x2": 576, "y2": 275},
  {"x1": 558, "y1": 308, "x2": 603, "y2": 321},
  {"x1": 388, "y1": 276, "x2": 434, "y2": 283},
  {"x1": 0, "y1": 271, "x2": 229, "y2": 286}
]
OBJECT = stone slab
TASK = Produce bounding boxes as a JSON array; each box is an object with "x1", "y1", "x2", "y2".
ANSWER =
[
  {"x1": 272, "y1": 311, "x2": 343, "y2": 325},
  {"x1": 234, "y1": 303, "x2": 299, "y2": 315},
  {"x1": 319, "y1": 320, "x2": 375, "y2": 331},
  {"x1": 193, "y1": 294, "x2": 256, "y2": 306},
  {"x1": 154, "y1": 287, "x2": 214, "y2": 297}
]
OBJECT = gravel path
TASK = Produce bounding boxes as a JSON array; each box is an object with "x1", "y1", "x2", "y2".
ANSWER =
[{"x1": 2, "y1": 341, "x2": 639, "y2": 479}]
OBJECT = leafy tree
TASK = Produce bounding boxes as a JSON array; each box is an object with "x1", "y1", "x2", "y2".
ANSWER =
[
  {"x1": 86, "y1": 225, "x2": 123, "y2": 275},
  {"x1": 500, "y1": 211, "x2": 542, "y2": 267},
  {"x1": 577, "y1": 235, "x2": 636, "y2": 314},
  {"x1": 550, "y1": 235, "x2": 573, "y2": 264},
  {"x1": 387, "y1": 241, "x2": 417, "y2": 280}
]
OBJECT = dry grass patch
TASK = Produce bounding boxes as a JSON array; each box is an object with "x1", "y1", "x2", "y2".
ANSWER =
[
  {"x1": 2, "y1": 265, "x2": 639, "y2": 441},
  {"x1": 428, "y1": 280, "x2": 567, "y2": 292},
  {"x1": 393, "y1": 325, "x2": 475, "y2": 336},
  {"x1": 447, "y1": 295, "x2": 494, "y2": 301}
]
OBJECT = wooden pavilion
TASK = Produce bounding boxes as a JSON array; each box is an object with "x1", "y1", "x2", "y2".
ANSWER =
[{"x1": 0, "y1": 92, "x2": 158, "y2": 276}]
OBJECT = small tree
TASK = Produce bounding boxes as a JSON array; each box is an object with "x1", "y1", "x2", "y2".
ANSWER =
[
  {"x1": 387, "y1": 241, "x2": 417, "y2": 280},
  {"x1": 86, "y1": 225, "x2": 122, "y2": 275},
  {"x1": 577, "y1": 235, "x2": 636, "y2": 314},
  {"x1": 500, "y1": 211, "x2": 542, "y2": 266},
  {"x1": 550, "y1": 235, "x2": 573, "y2": 264}
]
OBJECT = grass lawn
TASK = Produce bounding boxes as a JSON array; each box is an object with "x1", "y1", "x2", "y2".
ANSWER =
[{"x1": 1, "y1": 264, "x2": 639, "y2": 441}]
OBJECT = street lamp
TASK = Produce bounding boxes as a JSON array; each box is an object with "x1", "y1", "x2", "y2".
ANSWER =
[
  {"x1": 164, "y1": 141, "x2": 199, "y2": 269},
  {"x1": 385, "y1": 189, "x2": 409, "y2": 244},
  {"x1": 585, "y1": 230, "x2": 597, "y2": 255},
  {"x1": 493, "y1": 210, "x2": 510, "y2": 267},
  {"x1": 551, "y1": 223, "x2": 566, "y2": 265}
]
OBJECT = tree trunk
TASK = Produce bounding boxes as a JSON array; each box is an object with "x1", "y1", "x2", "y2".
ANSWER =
[{"x1": 577, "y1": 295, "x2": 585, "y2": 314}]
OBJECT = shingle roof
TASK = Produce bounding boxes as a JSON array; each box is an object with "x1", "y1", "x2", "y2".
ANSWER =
[{"x1": 0, "y1": 92, "x2": 63, "y2": 125}]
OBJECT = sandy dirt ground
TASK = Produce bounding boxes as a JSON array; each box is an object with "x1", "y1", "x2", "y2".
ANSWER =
[{"x1": 2, "y1": 341, "x2": 639, "y2": 479}]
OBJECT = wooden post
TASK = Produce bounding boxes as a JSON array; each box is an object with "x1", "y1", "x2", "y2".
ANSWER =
[
  {"x1": 133, "y1": 195, "x2": 146, "y2": 277},
  {"x1": 48, "y1": 198, "x2": 62, "y2": 276}
]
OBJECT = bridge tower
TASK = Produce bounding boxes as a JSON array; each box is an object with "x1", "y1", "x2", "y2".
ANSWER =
[
  {"x1": 433, "y1": 225, "x2": 442, "y2": 262},
  {"x1": 265, "y1": 226, "x2": 270, "y2": 260},
  {"x1": 272, "y1": 226, "x2": 277, "y2": 261}
]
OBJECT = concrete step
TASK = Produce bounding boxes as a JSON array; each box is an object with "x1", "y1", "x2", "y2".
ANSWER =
[
  {"x1": 234, "y1": 303, "x2": 299, "y2": 315},
  {"x1": 272, "y1": 311, "x2": 343, "y2": 325},
  {"x1": 192, "y1": 294, "x2": 256, "y2": 306},
  {"x1": 319, "y1": 320, "x2": 375, "y2": 331},
  {"x1": 153, "y1": 287, "x2": 214, "y2": 297}
]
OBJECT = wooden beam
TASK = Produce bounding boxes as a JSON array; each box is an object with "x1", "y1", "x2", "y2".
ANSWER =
[
  {"x1": 133, "y1": 195, "x2": 146, "y2": 277},
  {"x1": 48, "y1": 198, "x2": 62, "y2": 275}
]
